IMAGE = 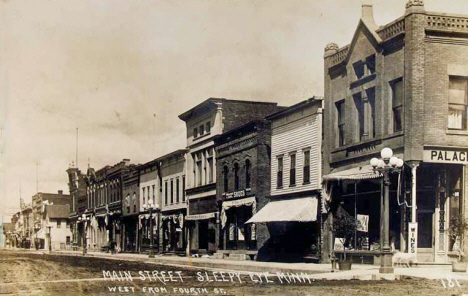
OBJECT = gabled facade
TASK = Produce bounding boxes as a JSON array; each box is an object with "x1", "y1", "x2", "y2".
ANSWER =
[
  {"x1": 67, "y1": 166, "x2": 87, "y2": 248},
  {"x1": 323, "y1": 1, "x2": 468, "y2": 263}
]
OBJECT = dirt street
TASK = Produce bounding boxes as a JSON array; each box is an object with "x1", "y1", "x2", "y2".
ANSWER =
[{"x1": 0, "y1": 250, "x2": 467, "y2": 296}]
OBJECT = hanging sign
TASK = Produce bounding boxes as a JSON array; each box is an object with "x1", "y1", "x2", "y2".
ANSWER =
[
  {"x1": 185, "y1": 212, "x2": 216, "y2": 221},
  {"x1": 357, "y1": 214, "x2": 369, "y2": 233}
]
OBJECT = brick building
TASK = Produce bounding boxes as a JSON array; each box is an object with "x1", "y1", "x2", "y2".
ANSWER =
[
  {"x1": 85, "y1": 159, "x2": 130, "y2": 251},
  {"x1": 214, "y1": 120, "x2": 272, "y2": 259},
  {"x1": 179, "y1": 98, "x2": 283, "y2": 255},
  {"x1": 67, "y1": 166, "x2": 87, "y2": 249},
  {"x1": 323, "y1": 0, "x2": 468, "y2": 263},
  {"x1": 248, "y1": 98, "x2": 323, "y2": 262},
  {"x1": 122, "y1": 164, "x2": 140, "y2": 252}
]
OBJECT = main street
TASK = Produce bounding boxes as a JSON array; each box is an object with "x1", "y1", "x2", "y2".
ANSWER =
[{"x1": 0, "y1": 250, "x2": 467, "y2": 296}]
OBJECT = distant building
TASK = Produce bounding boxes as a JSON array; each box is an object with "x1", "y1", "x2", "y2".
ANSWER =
[
  {"x1": 31, "y1": 191, "x2": 70, "y2": 249},
  {"x1": 66, "y1": 166, "x2": 87, "y2": 249},
  {"x1": 43, "y1": 204, "x2": 72, "y2": 250},
  {"x1": 85, "y1": 159, "x2": 130, "y2": 251},
  {"x1": 122, "y1": 164, "x2": 140, "y2": 252}
]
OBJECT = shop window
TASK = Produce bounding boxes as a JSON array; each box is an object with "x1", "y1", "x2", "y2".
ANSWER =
[
  {"x1": 448, "y1": 76, "x2": 468, "y2": 130},
  {"x1": 336, "y1": 100, "x2": 345, "y2": 147},
  {"x1": 303, "y1": 150, "x2": 310, "y2": 184},
  {"x1": 245, "y1": 159, "x2": 251, "y2": 189},
  {"x1": 206, "y1": 121, "x2": 211, "y2": 133},
  {"x1": 277, "y1": 156, "x2": 283, "y2": 189},
  {"x1": 223, "y1": 166, "x2": 229, "y2": 192},
  {"x1": 290, "y1": 153, "x2": 296, "y2": 186},
  {"x1": 391, "y1": 78, "x2": 403, "y2": 132},
  {"x1": 234, "y1": 163, "x2": 240, "y2": 190}
]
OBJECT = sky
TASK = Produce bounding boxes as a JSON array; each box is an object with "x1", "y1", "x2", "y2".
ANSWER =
[{"x1": 1, "y1": 0, "x2": 467, "y2": 220}]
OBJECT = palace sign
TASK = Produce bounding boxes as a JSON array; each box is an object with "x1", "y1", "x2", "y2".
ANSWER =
[{"x1": 423, "y1": 148, "x2": 468, "y2": 164}]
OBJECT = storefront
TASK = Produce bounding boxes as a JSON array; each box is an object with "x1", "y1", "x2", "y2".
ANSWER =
[
  {"x1": 220, "y1": 196, "x2": 256, "y2": 251},
  {"x1": 138, "y1": 213, "x2": 159, "y2": 253},
  {"x1": 416, "y1": 146, "x2": 466, "y2": 263},
  {"x1": 186, "y1": 212, "x2": 218, "y2": 254},
  {"x1": 247, "y1": 196, "x2": 320, "y2": 262},
  {"x1": 161, "y1": 212, "x2": 185, "y2": 253}
]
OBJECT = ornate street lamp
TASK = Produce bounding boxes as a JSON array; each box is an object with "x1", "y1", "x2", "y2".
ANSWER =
[
  {"x1": 78, "y1": 214, "x2": 90, "y2": 256},
  {"x1": 370, "y1": 147, "x2": 404, "y2": 274},
  {"x1": 143, "y1": 199, "x2": 160, "y2": 258}
]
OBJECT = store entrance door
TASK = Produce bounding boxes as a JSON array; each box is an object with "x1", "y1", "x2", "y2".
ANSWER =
[{"x1": 417, "y1": 210, "x2": 434, "y2": 262}]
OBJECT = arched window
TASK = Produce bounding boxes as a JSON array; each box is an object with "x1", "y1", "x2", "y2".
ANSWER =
[
  {"x1": 223, "y1": 166, "x2": 229, "y2": 192},
  {"x1": 245, "y1": 159, "x2": 251, "y2": 189},
  {"x1": 234, "y1": 163, "x2": 239, "y2": 190}
]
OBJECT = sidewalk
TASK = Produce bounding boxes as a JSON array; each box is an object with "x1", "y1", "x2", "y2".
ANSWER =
[{"x1": 10, "y1": 248, "x2": 468, "y2": 281}]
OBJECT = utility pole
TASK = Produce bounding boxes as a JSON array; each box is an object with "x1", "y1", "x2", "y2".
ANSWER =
[{"x1": 76, "y1": 128, "x2": 79, "y2": 168}]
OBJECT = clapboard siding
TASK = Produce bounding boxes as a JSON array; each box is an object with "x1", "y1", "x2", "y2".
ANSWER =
[{"x1": 271, "y1": 110, "x2": 322, "y2": 196}]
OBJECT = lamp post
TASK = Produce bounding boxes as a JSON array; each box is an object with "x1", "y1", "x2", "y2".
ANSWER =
[
  {"x1": 143, "y1": 200, "x2": 159, "y2": 258},
  {"x1": 370, "y1": 147, "x2": 404, "y2": 274},
  {"x1": 46, "y1": 224, "x2": 53, "y2": 252},
  {"x1": 34, "y1": 223, "x2": 40, "y2": 250},
  {"x1": 78, "y1": 214, "x2": 89, "y2": 256}
]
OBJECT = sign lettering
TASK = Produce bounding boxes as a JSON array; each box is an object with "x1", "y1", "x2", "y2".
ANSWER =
[{"x1": 424, "y1": 149, "x2": 468, "y2": 164}]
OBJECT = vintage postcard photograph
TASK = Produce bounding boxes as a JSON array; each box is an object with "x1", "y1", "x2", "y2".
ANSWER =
[{"x1": 1, "y1": 0, "x2": 468, "y2": 295}]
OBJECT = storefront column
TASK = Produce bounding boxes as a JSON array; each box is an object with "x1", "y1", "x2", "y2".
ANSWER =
[{"x1": 411, "y1": 162, "x2": 419, "y2": 223}]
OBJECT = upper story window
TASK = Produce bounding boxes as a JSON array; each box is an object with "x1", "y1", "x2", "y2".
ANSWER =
[
  {"x1": 289, "y1": 153, "x2": 296, "y2": 186},
  {"x1": 170, "y1": 179, "x2": 174, "y2": 204},
  {"x1": 199, "y1": 124, "x2": 205, "y2": 136},
  {"x1": 245, "y1": 159, "x2": 251, "y2": 189},
  {"x1": 142, "y1": 187, "x2": 146, "y2": 206},
  {"x1": 353, "y1": 55, "x2": 375, "y2": 80},
  {"x1": 176, "y1": 178, "x2": 180, "y2": 203},
  {"x1": 206, "y1": 122, "x2": 211, "y2": 133},
  {"x1": 223, "y1": 166, "x2": 229, "y2": 192},
  {"x1": 234, "y1": 163, "x2": 240, "y2": 190},
  {"x1": 182, "y1": 176, "x2": 186, "y2": 203},
  {"x1": 336, "y1": 100, "x2": 346, "y2": 147},
  {"x1": 448, "y1": 76, "x2": 468, "y2": 130},
  {"x1": 164, "y1": 181, "x2": 168, "y2": 205},
  {"x1": 57, "y1": 219, "x2": 61, "y2": 228},
  {"x1": 353, "y1": 89, "x2": 375, "y2": 142},
  {"x1": 277, "y1": 156, "x2": 283, "y2": 189},
  {"x1": 391, "y1": 78, "x2": 404, "y2": 132},
  {"x1": 193, "y1": 127, "x2": 198, "y2": 138},
  {"x1": 303, "y1": 150, "x2": 310, "y2": 184},
  {"x1": 207, "y1": 149, "x2": 214, "y2": 183},
  {"x1": 196, "y1": 153, "x2": 202, "y2": 186}
]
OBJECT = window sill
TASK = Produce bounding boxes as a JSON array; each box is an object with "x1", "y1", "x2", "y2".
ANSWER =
[
  {"x1": 289, "y1": 184, "x2": 296, "y2": 187},
  {"x1": 446, "y1": 129, "x2": 468, "y2": 135},
  {"x1": 277, "y1": 186, "x2": 283, "y2": 189},
  {"x1": 303, "y1": 181, "x2": 311, "y2": 185},
  {"x1": 194, "y1": 131, "x2": 211, "y2": 141}
]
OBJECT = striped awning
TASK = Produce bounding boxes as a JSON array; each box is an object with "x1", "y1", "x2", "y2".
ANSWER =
[
  {"x1": 246, "y1": 197, "x2": 317, "y2": 223},
  {"x1": 323, "y1": 165, "x2": 381, "y2": 181}
]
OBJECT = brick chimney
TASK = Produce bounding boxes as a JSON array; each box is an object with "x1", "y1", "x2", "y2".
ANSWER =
[{"x1": 361, "y1": 4, "x2": 378, "y2": 29}]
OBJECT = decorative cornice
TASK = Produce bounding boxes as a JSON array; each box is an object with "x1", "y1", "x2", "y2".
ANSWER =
[{"x1": 406, "y1": 0, "x2": 424, "y2": 9}]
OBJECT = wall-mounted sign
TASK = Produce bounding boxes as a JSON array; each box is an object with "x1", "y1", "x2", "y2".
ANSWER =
[
  {"x1": 409, "y1": 222, "x2": 418, "y2": 255},
  {"x1": 185, "y1": 212, "x2": 216, "y2": 221},
  {"x1": 423, "y1": 148, "x2": 468, "y2": 164},
  {"x1": 223, "y1": 190, "x2": 246, "y2": 199}
]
